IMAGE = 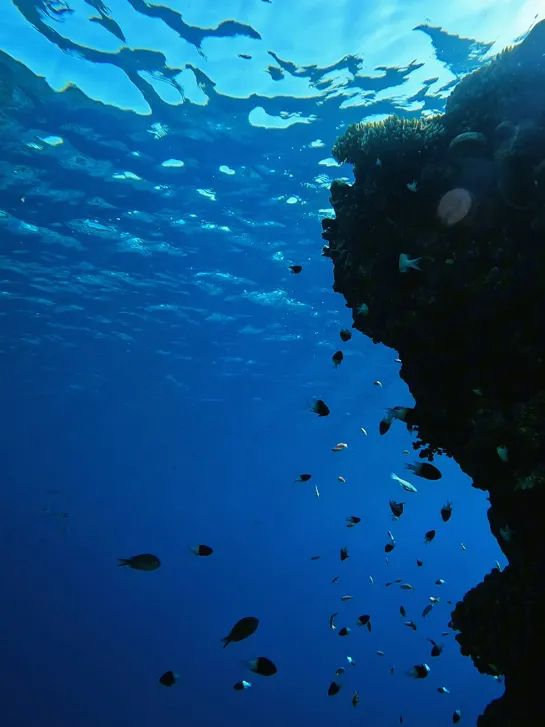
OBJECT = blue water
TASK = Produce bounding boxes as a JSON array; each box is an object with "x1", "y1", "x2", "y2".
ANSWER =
[{"x1": 1, "y1": 1, "x2": 540, "y2": 725}]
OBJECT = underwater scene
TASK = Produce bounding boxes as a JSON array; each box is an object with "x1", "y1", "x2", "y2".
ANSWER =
[{"x1": 1, "y1": 1, "x2": 545, "y2": 726}]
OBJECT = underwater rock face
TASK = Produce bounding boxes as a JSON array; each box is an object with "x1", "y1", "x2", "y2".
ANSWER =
[{"x1": 323, "y1": 20, "x2": 545, "y2": 727}]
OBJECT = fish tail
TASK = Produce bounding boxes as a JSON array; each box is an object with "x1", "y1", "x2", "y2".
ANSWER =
[
  {"x1": 221, "y1": 637, "x2": 230, "y2": 648},
  {"x1": 117, "y1": 559, "x2": 131, "y2": 567}
]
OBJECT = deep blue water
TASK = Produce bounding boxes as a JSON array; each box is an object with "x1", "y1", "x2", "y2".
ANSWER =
[{"x1": 1, "y1": 1, "x2": 538, "y2": 725}]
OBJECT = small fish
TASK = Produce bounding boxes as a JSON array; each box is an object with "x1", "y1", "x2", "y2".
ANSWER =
[
  {"x1": 373, "y1": 380, "x2": 383, "y2": 387},
  {"x1": 289, "y1": 265, "x2": 302, "y2": 274},
  {"x1": 453, "y1": 710, "x2": 462, "y2": 723},
  {"x1": 328, "y1": 681, "x2": 342, "y2": 696},
  {"x1": 233, "y1": 680, "x2": 252, "y2": 690},
  {"x1": 190, "y1": 544, "x2": 214, "y2": 556},
  {"x1": 311, "y1": 399, "x2": 330, "y2": 417},
  {"x1": 496, "y1": 445, "x2": 508, "y2": 462},
  {"x1": 404, "y1": 621, "x2": 417, "y2": 631},
  {"x1": 437, "y1": 686, "x2": 450, "y2": 694},
  {"x1": 385, "y1": 543, "x2": 395, "y2": 553},
  {"x1": 387, "y1": 530, "x2": 395, "y2": 542},
  {"x1": 428, "y1": 639, "x2": 444, "y2": 657},
  {"x1": 441, "y1": 501, "x2": 453, "y2": 522},
  {"x1": 347, "y1": 656, "x2": 356, "y2": 666},
  {"x1": 416, "y1": 559, "x2": 423, "y2": 567},
  {"x1": 356, "y1": 614, "x2": 370, "y2": 627},
  {"x1": 338, "y1": 627, "x2": 351, "y2": 637},
  {"x1": 329, "y1": 612, "x2": 339, "y2": 630},
  {"x1": 337, "y1": 476, "x2": 346, "y2": 483},
  {"x1": 461, "y1": 543, "x2": 466, "y2": 551},
  {"x1": 389, "y1": 667, "x2": 395, "y2": 675},
  {"x1": 422, "y1": 604, "x2": 433, "y2": 618},
  {"x1": 400, "y1": 717, "x2": 404, "y2": 725},
  {"x1": 369, "y1": 576, "x2": 374, "y2": 584},
  {"x1": 246, "y1": 657, "x2": 277, "y2": 676},
  {"x1": 424, "y1": 530, "x2": 436, "y2": 544},
  {"x1": 389, "y1": 500, "x2": 405, "y2": 518},
  {"x1": 407, "y1": 180, "x2": 418, "y2": 192},
  {"x1": 400, "y1": 583, "x2": 415, "y2": 591},
  {"x1": 405, "y1": 462, "x2": 442, "y2": 480},
  {"x1": 376, "y1": 650, "x2": 384, "y2": 656},
  {"x1": 346, "y1": 516, "x2": 361, "y2": 526},
  {"x1": 400, "y1": 606, "x2": 406, "y2": 617},
  {"x1": 408, "y1": 663, "x2": 430, "y2": 679},
  {"x1": 352, "y1": 690, "x2": 360, "y2": 708},
  {"x1": 399, "y1": 253, "x2": 421, "y2": 273},
  {"x1": 391, "y1": 472, "x2": 417, "y2": 493},
  {"x1": 356, "y1": 303, "x2": 369, "y2": 316},
  {"x1": 310, "y1": 555, "x2": 321, "y2": 560},
  {"x1": 221, "y1": 617, "x2": 259, "y2": 647},
  {"x1": 494, "y1": 560, "x2": 502, "y2": 572},
  {"x1": 332, "y1": 576, "x2": 340, "y2": 584},
  {"x1": 332, "y1": 350, "x2": 344, "y2": 368},
  {"x1": 435, "y1": 579, "x2": 445, "y2": 585},
  {"x1": 159, "y1": 670, "x2": 179, "y2": 686},
  {"x1": 340, "y1": 546, "x2": 350, "y2": 562},
  {"x1": 340, "y1": 595, "x2": 353, "y2": 602},
  {"x1": 295, "y1": 473, "x2": 312, "y2": 482},
  {"x1": 360, "y1": 427, "x2": 368, "y2": 435},
  {"x1": 332, "y1": 442, "x2": 348, "y2": 452},
  {"x1": 340, "y1": 328, "x2": 352, "y2": 342},
  {"x1": 335, "y1": 666, "x2": 345, "y2": 676},
  {"x1": 118, "y1": 553, "x2": 161, "y2": 571},
  {"x1": 429, "y1": 596, "x2": 440, "y2": 604},
  {"x1": 395, "y1": 579, "x2": 403, "y2": 583},
  {"x1": 238, "y1": 54, "x2": 252, "y2": 60},
  {"x1": 315, "y1": 485, "x2": 320, "y2": 498}
]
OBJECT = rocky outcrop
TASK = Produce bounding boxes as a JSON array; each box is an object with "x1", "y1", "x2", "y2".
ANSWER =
[{"x1": 322, "y1": 20, "x2": 545, "y2": 727}]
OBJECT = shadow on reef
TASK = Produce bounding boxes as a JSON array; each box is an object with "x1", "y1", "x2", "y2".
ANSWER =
[{"x1": 322, "y1": 20, "x2": 545, "y2": 727}]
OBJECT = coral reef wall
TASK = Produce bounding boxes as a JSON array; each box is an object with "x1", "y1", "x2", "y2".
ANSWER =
[{"x1": 322, "y1": 20, "x2": 545, "y2": 727}]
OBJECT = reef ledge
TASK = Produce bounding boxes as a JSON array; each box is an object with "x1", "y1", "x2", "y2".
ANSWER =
[{"x1": 322, "y1": 20, "x2": 545, "y2": 727}]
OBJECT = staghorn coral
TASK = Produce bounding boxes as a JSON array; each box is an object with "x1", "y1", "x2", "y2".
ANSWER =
[
  {"x1": 323, "y1": 18, "x2": 545, "y2": 727},
  {"x1": 332, "y1": 114, "x2": 445, "y2": 183}
]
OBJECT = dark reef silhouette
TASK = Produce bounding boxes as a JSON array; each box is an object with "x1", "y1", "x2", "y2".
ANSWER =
[{"x1": 322, "y1": 19, "x2": 545, "y2": 727}]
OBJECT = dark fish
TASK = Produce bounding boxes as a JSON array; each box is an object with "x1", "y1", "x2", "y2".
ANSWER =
[
  {"x1": 352, "y1": 690, "x2": 360, "y2": 707},
  {"x1": 379, "y1": 414, "x2": 392, "y2": 435},
  {"x1": 356, "y1": 614, "x2": 370, "y2": 627},
  {"x1": 328, "y1": 681, "x2": 342, "y2": 696},
  {"x1": 118, "y1": 553, "x2": 160, "y2": 571},
  {"x1": 389, "y1": 500, "x2": 405, "y2": 518},
  {"x1": 404, "y1": 621, "x2": 417, "y2": 631},
  {"x1": 428, "y1": 638, "x2": 444, "y2": 657},
  {"x1": 339, "y1": 328, "x2": 352, "y2": 342},
  {"x1": 408, "y1": 663, "x2": 430, "y2": 679},
  {"x1": 289, "y1": 265, "x2": 302, "y2": 274},
  {"x1": 159, "y1": 670, "x2": 178, "y2": 687},
  {"x1": 385, "y1": 543, "x2": 395, "y2": 553},
  {"x1": 416, "y1": 559, "x2": 423, "y2": 567},
  {"x1": 247, "y1": 656, "x2": 277, "y2": 676},
  {"x1": 233, "y1": 680, "x2": 252, "y2": 690},
  {"x1": 332, "y1": 350, "x2": 344, "y2": 368},
  {"x1": 238, "y1": 54, "x2": 252, "y2": 59},
  {"x1": 340, "y1": 546, "x2": 350, "y2": 561},
  {"x1": 400, "y1": 606, "x2": 406, "y2": 618},
  {"x1": 406, "y1": 462, "x2": 442, "y2": 480},
  {"x1": 310, "y1": 555, "x2": 321, "y2": 560},
  {"x1": 296, "y1": 473, "x2": 312, "y2": 482},
  {"x1": 221, "y1": 616, "x2": 259, "y2": 647},
  {"x1": 424, "y1": 530, "x2": 436, "y2": 544},
  {"x1": 311, "y1": 399, "x2": 330, "y2": 417},
  {"x1": 453, "y1": 710, "x2": 462, "y2": 723},
  {"x1": 338, "y1": 627, "x2": 350, "y2": 636},
  {"x1": 332, "y1": 576, "x2": 340, "y2": 583},
  {"x1": 346, "y1": 516, "x2": 361, "y2": 526},
  {"x1": 441, "y1": 501, "x2": 453, "y2": 522},
  {"x1": 190, "y1": 544, "x2": 213, "y2": 556},
  {"x1": 422, "y1": 604, "x2": 433, "y2": 617}
]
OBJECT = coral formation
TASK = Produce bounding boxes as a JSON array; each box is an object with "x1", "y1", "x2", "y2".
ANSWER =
[{"x1": 323, "y1": 19, "x2": 545, "y2": 727}]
